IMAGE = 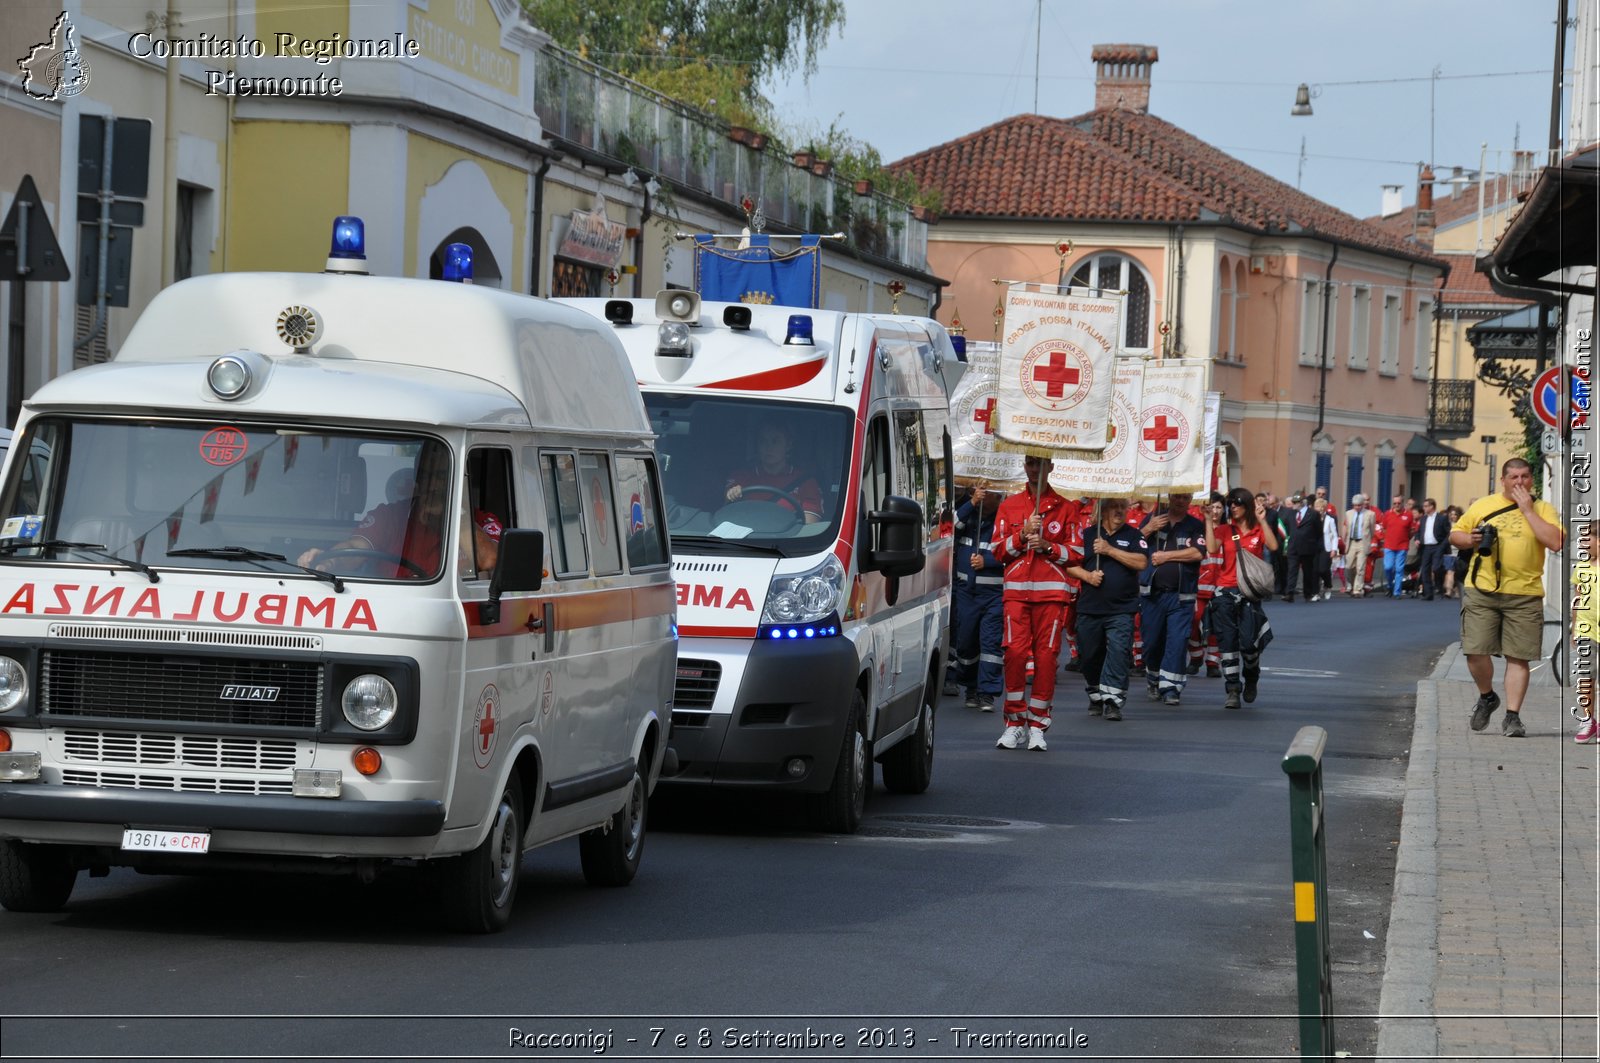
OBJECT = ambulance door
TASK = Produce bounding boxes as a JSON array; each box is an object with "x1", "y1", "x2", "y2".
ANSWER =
[
  {"x1": 454, "y1": 442, "x2": 531, "y2": 828},
  {"x1": 615, "y1": 450, "x2": 674, "y2": 741},
  {"x1": 878, "y1": 408, "x2": 933, "y2": 735}
]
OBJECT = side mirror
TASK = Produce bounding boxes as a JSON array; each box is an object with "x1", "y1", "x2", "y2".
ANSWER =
[
  {"x1": 482, "y1": 528, "x2": 544, "y2": 625},
  {"x1": 866, "y1": 495, "x2": 925, "y2": 578}
]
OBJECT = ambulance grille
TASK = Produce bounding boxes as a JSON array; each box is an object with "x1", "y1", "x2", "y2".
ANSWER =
[
  {"x1": 49, "y1": 623, "x2": 323, "y2": 651},
  {"x1": 40, "y1": 650, "x2": 323, "y2": 730},
  {"x1": 61, "y1": 729, "x2": 299, "y2": 772},
  {"x1": 673, "y1": 658, "x2": 720, "y2": 709},
  {"x1": 672, "y1": 562, "x2": 729, "y2": 574},
  {"x1": 60, "y1": 770, "x2": 294, "y2": 796}
]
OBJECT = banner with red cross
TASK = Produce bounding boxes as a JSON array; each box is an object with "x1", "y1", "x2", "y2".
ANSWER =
[
  {"x1": 1048, "y1": 357, "x2": 1144, "y2": 498},
  {"x1": 948, "y1": 341, "x2": 1025, "y2": 488},
  {"x1": 1133, "y1": 360, "x2": 1208, "y2": 494},
  {"x1": 993, "y1": 285, "x2": 1122, "y2": 455}
]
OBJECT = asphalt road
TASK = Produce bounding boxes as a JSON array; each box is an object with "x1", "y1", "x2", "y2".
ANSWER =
[{"x1": 0, "y1": 593, "x2": 1463, "y2": 1061}]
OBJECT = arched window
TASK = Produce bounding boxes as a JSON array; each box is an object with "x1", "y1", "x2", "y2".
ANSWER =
[
  {"x1": 428, "y1": 227, "x2": 503, "y2": 288},
  {"x1": 1068, "y1": 252, "x2": 1152, "y2": 350}
]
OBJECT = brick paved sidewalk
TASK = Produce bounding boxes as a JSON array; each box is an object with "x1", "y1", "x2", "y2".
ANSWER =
[{"x1": 1378, "y1": 642, "x2": 1599, "y2": 1060}]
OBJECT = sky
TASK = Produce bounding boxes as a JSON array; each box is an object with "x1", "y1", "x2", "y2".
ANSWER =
[{"x1": 764, "y1": 0, "x2": 1571, "y2": 220}]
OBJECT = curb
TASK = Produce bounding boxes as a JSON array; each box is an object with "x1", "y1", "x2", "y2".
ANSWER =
[{"x1": 1373, "y1": 646, "x2": 1452, "y2": 1060}]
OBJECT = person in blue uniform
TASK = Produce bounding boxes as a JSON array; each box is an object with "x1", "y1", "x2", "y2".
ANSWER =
[{"x1": 951, "y1": 484, "x2": 1004, "y2": 710}]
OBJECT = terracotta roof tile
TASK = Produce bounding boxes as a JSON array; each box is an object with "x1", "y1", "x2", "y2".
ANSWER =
[
  {"x1": 890, "y1": 110, "x2": 1446, "y2": 267},
  {"x1": 1364, "y1": 174, "x2": 1527, "y2": 239},
  {"x1": 1433, "y1": 251, "x2": 1531, "y2": 307}
]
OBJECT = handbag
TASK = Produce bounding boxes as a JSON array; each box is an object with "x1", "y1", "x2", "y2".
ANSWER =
[{"x1": 1232, "y1": 532, "x2": 1276, "y2": 602}]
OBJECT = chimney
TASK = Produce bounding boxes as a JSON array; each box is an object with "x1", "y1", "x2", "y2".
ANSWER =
[
  {"x1": 1381, "y1": 185, "x2": 1404, "y2": 217},
  {"x1": 1413, "y1": 166, "x2": 1436, "y2": 250},
  {"x1": 1092, "y1": 44, "x2": 1159, "y2": 114}
]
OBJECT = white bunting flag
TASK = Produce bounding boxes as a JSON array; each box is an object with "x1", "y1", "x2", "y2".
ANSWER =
[
  {"x1": 1201, "y1": 391, "x2": 1221, "y2": 495},
  {"x1": 994, "y1": 285, "x2": 1123, "y2": 454},
  {"x1": 949, "y1": 341, "x2": 1026, "y2": 489},
  {"x1": 1133, "y1": 360, "x2": 1208, "y2": 494},
  {"x1": 1048, "y1": 358, "x2": 1144, "y2": 498}
]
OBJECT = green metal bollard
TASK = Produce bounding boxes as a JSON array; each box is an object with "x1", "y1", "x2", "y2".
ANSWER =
[{"x1": 1282, "y1": 725, "x2": 1334, "y2": 1058}]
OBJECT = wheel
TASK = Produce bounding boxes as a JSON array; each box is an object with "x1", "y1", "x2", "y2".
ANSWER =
[
  {"x1": 808, "y1": 689, "x2": 869, "y2": 833},
  {"x1": 881, "y1": 674, "x2": 936, "y2": 795},
  {"x1": 0, "y1": 840, "x2": 78, "y2": 913},
  {"x1": 578, "y1": 766, "x2": 647, "y2": 887},
  {"x1": 438, "y1": 774, "x2": 523, "y2": 933}
]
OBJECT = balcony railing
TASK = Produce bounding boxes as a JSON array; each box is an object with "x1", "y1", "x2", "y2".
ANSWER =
[
  {"x1": 533, "y1": 47, "x2": 928, "y2": 273},
  {"x1": 1428, "y1": 378, "x2": 1476, "y2": 437}
]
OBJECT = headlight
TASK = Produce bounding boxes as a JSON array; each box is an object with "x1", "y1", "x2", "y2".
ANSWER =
[
  {"x1": 341, "y1": 674, "x2": 397, "y2": 731},
  {"x1": 0, "y1": 656, "x2": 25, "y2": 713},
  {"x1": 761, "y1": 555, "x2": 846, "y2": 625}
]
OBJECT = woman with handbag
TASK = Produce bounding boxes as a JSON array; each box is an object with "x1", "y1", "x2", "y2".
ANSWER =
[{"x1": 1205, "y1": 487, "x2": 1279, "y2": 709}]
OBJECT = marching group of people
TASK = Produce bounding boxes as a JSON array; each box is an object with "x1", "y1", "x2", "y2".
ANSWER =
[{"x1": 946, "y1": 456, "x2": 1581, "y2": 749}]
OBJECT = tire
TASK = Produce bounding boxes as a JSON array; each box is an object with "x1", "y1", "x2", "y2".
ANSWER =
[
  {"x1": 0, "y1": 840, "x2": 78, "y2": 913},
  {"x1": 808, "y1": 689, "x2": 869, "y2": 833},
  {"x1": 438, "y1": 774, "x2": 524, "y2": 934},
  {"x1": 578, "y1": 766, "x2": 647, "y2": 887},
  {"x1": 881, "y1": 674, "x2": 936, "y2": 795}
]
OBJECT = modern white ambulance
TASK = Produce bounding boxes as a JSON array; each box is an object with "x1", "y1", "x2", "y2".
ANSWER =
[
  {"x1": 0, "y1": 223, "x2": 676, "y2": 932},
  {"x1": 561, "y1": 292, "x2": 955, "y2": 832}
]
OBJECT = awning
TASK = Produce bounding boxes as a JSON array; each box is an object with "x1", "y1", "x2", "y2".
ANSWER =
[
  {"x1": 1466, "y1": 304, "x2": 1560, "y2": 361},
  {"x1": 1405, "y1": 434, "x2": 1471, "y2": 472},
  {"x1": 1478, "y1": 145, "x2": 1598, "y2": 295}
]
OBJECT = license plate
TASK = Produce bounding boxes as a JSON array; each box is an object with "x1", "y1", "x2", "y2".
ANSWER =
[{"x1": 121, "y1": 829, "x2": 211, "y2": 853}]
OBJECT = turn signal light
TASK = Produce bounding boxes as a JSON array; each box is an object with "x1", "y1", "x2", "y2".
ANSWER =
[
  {"x1": 352, "y1": 747, "x2": 382, "y2": 776},
  {"x1": 0, "y1": 730, "x2": 10, "y2": 753}
]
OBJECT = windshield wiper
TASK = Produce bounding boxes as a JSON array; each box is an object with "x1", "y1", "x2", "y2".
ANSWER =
[
  {"x1": 670, "y1": 534, "x2": 787, "y2": 557},
  {"x1": 0, "y1": 539, "x2": 161, "y2": 583},
  {"x1": 166, "y1": 546, "x2": 346, "y2": 593}
]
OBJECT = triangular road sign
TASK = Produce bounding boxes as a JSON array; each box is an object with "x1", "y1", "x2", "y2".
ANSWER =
[{"x1": 0, "y1": 174, "x2": 72, "y2": 282}]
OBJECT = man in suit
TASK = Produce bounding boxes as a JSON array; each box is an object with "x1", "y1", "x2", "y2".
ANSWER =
[
  {"x1": 1285, "y1": 492, "x2": 1325, "y2": 603},
  {"x1": 1273, "y1": 493, "x2": 1297, "y2": 600},
  {"x1": 1343, "y1": 494, "x2": 1375, "y2": 597},
  {"x1": 1415, "y1": 497, "x2": 1451, "y2": 601}
]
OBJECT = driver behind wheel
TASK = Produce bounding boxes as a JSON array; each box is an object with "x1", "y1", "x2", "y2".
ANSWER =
[
  {"x1": 722, "y1": 424, "x2": 823, "y2": 524},
  {"x1": 297, "y1": 448, "x2": 451, "y2": 578}
]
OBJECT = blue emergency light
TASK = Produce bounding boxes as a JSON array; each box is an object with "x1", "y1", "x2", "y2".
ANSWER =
[
  {"x1": 324, "y1": 216, "x2": 369, "y2": 274},
  {"x1": 442, "y1": 242, "x2": 474, "y2": 283},
  {"x1": 950, "y1": 335, "x2": 967, "y2": 359},
  {"x1": 761, "y1": 621, "x2": 840, "y2": 640},
  {"x1": 784, "y1": 314, "x2": 814, "y2": 346}
]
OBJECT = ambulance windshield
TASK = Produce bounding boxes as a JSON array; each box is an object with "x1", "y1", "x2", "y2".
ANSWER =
[
  {"x1": 644, "y1": 394, "x2": 852, "y2": 554},
  {"x1": 0, "y1": 418, "x2": 454, "y2": 582}
]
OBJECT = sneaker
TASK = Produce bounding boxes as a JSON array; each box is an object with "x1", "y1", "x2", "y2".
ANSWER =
[
  {"x1": 964, "y1": 689, "x2": 979, "y2": 709},
  {"x1": 996, "y1": 725, "x2": 1025, "y2": 749},
  {"x1": 1086, "y1": 701, "x2": 1103, "y2": 717},
  {"x1": 1206, "y1": 664, "x2": 1221, "y2": 678},
  {"x1": 1469, "y1": 690, "x2": 1501, "y2": 732},
  {"x1": 1502, "y1": 711, "x2": 1526, "y2": 738},
  {"x1": 1224, "y1": 691, "x2": 1241, "y2": 710},
  {"x1": 1146, "y1": 684, "x2": 1162, "y2": 701},
  {"x1": 1322, "y1": 590, "x2": 1333, "y2": 601},
  {"x1": 1243, "y1": 678, "x2": 1258, "y2": 704},
  {"x1": 1102, "y1": 702, "x2": 1122, "y2": 722},
  {"x1": 1163, "y1": 691, "x2": 1181, "y2": 707},
  {"x1": 1026, "y1": 728, "x2": 1047, "y2": 751},
  {"x1": 1576, "y1": 716, "x2": 1598, "y2": 744},
  {"x1": 978, "y1": 693, "x2": 995, "y2": 713}
]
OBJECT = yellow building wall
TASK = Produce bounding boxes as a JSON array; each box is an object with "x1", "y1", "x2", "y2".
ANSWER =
[
  {"x1": 406, "y1": 133, "x2": 527, "y2": 292},
  {"x1": 227, "y1": 122, "x2": 350, "y2": 273},
  {"x1": 253, "y1": 0, "x2": 349, "y2": 48}
]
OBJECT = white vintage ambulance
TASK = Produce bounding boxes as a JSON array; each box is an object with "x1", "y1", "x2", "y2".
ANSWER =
[
  {"x1": 0, "y1": 224, "x2": 675, "y2": 932},
  {"x1": 560, "y1": 292, "x2": 955, "y2": 832}
]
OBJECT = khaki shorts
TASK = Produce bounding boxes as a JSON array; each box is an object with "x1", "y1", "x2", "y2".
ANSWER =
[{"x1": 1460, "y1": 587, "x2": 1545, "y2": 661}]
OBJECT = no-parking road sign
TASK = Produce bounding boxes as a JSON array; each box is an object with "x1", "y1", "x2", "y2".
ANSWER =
[{"x1": 1532, "y1": 366, "x2": 1591, "y2": 429}]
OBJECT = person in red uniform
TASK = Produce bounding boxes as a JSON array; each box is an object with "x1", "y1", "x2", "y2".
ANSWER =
[
  {"x1": 1205, "y1": 487, "x2": 1279, "y2": 709},
  {"x1": 299, "y1": 448, "x2": 453, "y2": 579},
  {"x1": 724, "y1": 424, "x2": 824, "y2": 523},
  {"x1": 990, "y1": 455, "x2": 1079, "y2": 750},
  {"x1": 1379, "y1": 493, "x2": 1417, "y2": 598}
]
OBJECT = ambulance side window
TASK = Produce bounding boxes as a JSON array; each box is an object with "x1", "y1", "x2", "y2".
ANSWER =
[
  {"x1": 894, "y1": 411, "x2": 937, "y2": 539},
  {"x1": 540, "y1": 452, "x2": 588, "y2": 578},
  {"x1": 616, "y1": 453, "x2": 668, "y2": 570},
  {"x1": 463, "y1": 448, "x2": 515, "y2": 581},
  {"x1": 578, "y1": 451, "x2": 622, "y2": 576},
  {"x1": 860, "y1": 416, "x2": 891, "y2": 517}
]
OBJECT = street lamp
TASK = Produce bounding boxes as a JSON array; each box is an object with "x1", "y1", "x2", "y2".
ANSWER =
[{"x1": 1481, "y1": 434, "x2": 1497, "y2": 494}]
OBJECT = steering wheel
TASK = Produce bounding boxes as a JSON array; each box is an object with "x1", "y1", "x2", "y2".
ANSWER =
[
  {"x1": 317, "y1": 547, "x2": 429, "y2": 577},
  {"x1": 733, "y1": 484, "x2": 806, "y2": 511},
  {"x1": 714, "y1": 485, "x2": 805, "y2": 534}
]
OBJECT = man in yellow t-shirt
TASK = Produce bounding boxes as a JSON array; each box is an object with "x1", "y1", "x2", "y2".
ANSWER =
[{"x1": 1449, "y1": 458, "x2": 1565, "y2": 738}]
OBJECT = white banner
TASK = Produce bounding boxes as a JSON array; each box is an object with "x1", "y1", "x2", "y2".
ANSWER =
[
  {"x1": 1133, "y1": 360, "x2": 1208, "y2": 494},
  {"x1": 1049, "y1": 359, "x2": 1144, "y2": 498},
  {"x1": 994, "y1": 286, "x2": 1123, "y2": 454},
  {"x1": 1201, "y1": 391, "x2": 1221, "y2": 495},
  {"x1": 949, "y1": 342, "x2": 1026, "y2": 489}
]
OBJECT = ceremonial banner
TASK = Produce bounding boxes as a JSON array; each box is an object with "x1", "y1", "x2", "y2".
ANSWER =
[
  {"x1": 693, "y1": 234, "x2": 821, "y2": 308},
  {"x1": 994, "y1": 285, "x2": 1122, "y2": 454},
  {"x1": 1133, "y1": 360, "x2": 1208, "y2": 494},
  {"x1": 1201, "y1": 391, "x2": 1221, "y2": 494},
  {"x1": 1049, "y1": 358, "x2": 1144, "y2": 498},
  {"x1": 949, "y1": 341, "x2": 1025, "y2": 488}
]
